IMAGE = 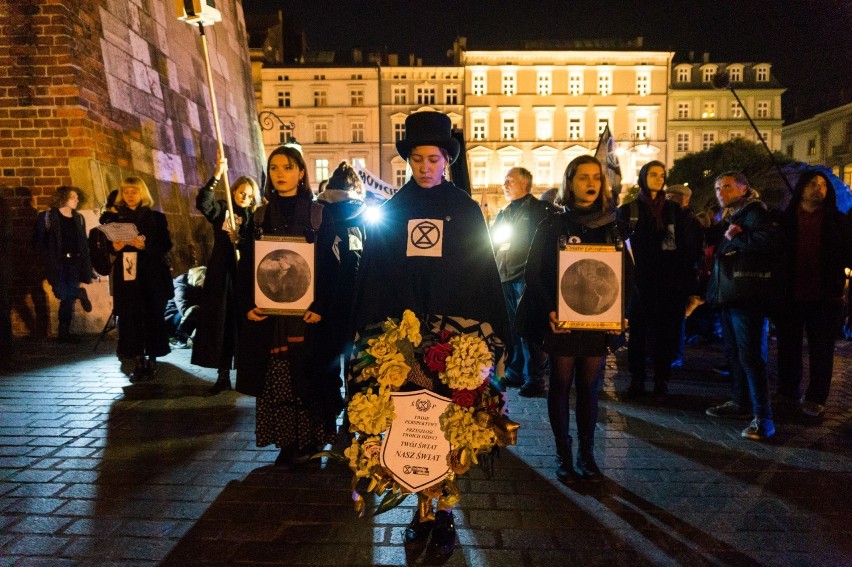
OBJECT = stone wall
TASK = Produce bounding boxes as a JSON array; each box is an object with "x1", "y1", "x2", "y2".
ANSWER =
[{"x1": 0, "y1": 0, "x2": 265, "y2": 338}]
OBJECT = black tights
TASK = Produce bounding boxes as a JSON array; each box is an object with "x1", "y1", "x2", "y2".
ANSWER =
[{"x1": 547, "y1": 355, "x2": 604, "y2": 446}]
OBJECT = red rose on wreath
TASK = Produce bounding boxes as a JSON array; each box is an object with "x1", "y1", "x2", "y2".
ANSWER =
[
  {"x1": 423, "y1": 341, "x2": 452, "y2": 372},
  {"x1": 438, "y1": 329, "x2": 455, "y2": 342},
  {"x1": 452, "y1": 388, "x2": 478, "y2": 408}
]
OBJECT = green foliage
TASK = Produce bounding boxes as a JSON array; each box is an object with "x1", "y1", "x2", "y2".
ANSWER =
[{"x1": 668, "y1": 138, "x2": 792, "y2": 211}]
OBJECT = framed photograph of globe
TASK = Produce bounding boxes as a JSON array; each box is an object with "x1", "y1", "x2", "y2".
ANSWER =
[
  {"x1": 556, "y1": 244, "x2": 624, "y2": 330},
  {"x1": 254, "y1": 237, "x2": 315, "y2": 315}
]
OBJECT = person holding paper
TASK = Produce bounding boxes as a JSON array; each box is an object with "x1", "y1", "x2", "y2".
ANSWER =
[
  {"x1": 236, "y1": 145, "x2": 340, "y2": 468},
  {"x1": 517, "y1": 155, "x2": 627, "y2": 484},
  {"x1": 104, "y1": 177, "x2": 174, "y2": 382},
  {"x1": 191, "y1": 157, "x2": 259, "y2": 395}
]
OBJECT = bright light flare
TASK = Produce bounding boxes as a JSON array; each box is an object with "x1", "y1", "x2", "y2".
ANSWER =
[
  {"x1": 491, "y1": 223, "x2": 513, "y2": 245},
  {"x1": 364, "y1": 205, "x2": 383, "y2": 224}
]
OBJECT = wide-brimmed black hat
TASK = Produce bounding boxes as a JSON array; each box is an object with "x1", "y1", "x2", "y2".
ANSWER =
[{"x1": 396, "y1": 111, "x2": 460, "y2": 164}]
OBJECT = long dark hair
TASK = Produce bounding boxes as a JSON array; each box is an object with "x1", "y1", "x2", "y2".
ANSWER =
[
  {"x1": 788, "y1": 169, "x2": 835, "y2": 212},
  {"x1": 50, "y1": 186, "x2": 85, "y2": 209},
  {"x1": 557, "y1": 155, "x2": 612, "y2": 210},
  {"x1": 264, "y1": 146, "x2": 312, "y2": 201}
]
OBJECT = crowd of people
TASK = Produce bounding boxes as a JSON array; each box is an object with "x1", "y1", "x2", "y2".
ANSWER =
[{"x1": 31, "y1": 110, "x2": 852, "y2": 561}]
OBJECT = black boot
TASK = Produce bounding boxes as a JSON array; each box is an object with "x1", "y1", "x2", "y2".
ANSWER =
[
  {"x1": 575, "y1": 437, "x2": 603, "y2": 482},
  {"x1": 57, "y1": 322, "x2": 80, "y2": 343},
  {"x1": 143, "y1": 357, "x2": 157, "y2": 380},
  {"x1": 555, "y1": 437, "x2": 575, "y2": 484},
  {"x1": 208, "y1": 368, "x2": 232, "y2": 395},
  {"x1": 129, "y1": 356, "x2": 146, "y2": 383}
]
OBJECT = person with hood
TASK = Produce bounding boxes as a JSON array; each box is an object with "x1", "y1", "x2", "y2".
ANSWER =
[
  {"x1": 775, "y1": 170, "x2": 852, "y2": 418},
  {"x1": 315, "y1": 161, "x2": 366, "y2": 400},
  {"x1": 33, "y1": 186, "x2": 94, "y2": 343},
  {"x1": 352, "y1": 111, "x2": 509, "y2": 561},
  {"x1": 616, "y1": 160, "x2": 696, "y2": 400},
  {"x1": 191, "y1": 158, "x2": 259, "y2": 394},
  {"x1": 704, "y1": 171, "x2": 780, "y2": 441},
  {"x1": 236, "y1": 145, "x2": 340, "y2": 467},
  {"x1": 517, "y1": 155, "x2": 627, "y2": 484},
  {"x1": 104, "y1": 177, "x2": 174, "y2": 382}
]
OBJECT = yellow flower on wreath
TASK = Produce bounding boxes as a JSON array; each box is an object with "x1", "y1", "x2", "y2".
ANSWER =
[
  {"x1": 344, "y1": 435, "x2": 383, "y2": 478},
  {"x1": 377, "y1": 353, "x2": 411, "y2": 389},
  {"x1": 367, "y1": 336, "x2": 398, "y2": 362},
  {"x1": 440, "y1": 404, "x2": 496, "y2": 464},
  {"x1": 349, "y1": 387, "x2": 394, "y2": 435},
  {"x1": 439, "y1": 334, "x2": 492, "y2": 391},
  {"x1": 381, "y1": 309, "x2": 422, "y2": 346}
]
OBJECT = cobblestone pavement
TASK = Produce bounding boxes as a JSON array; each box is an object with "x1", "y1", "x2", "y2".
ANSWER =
[{"x1": 1, "y1": 333, "x2": 851, "y2": 566}]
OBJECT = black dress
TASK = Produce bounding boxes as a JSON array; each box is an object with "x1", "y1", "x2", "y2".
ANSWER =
[
  {"x1": 105, "y1": 205, "x2": 173, "y2": 359},
  {"x1": 519, "y1": 204, "x2": 626, "y2": 357},
  {"x1": 236, "y1": 193, "x2": 340, "y2": 452},
  {"x1": 191, "y1": 176, "x2": 253, "y2": 370}
]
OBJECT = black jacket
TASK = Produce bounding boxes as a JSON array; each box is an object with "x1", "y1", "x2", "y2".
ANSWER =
[
  {"x1": 353, "y1": 179, "x2": 509, "y2": 344},
  {"x1": 492, "y1": 194, "x2": 551, "y2": 283},
  {"x1": 34, "y1": 208, "x2": 93, "y2": 291}
]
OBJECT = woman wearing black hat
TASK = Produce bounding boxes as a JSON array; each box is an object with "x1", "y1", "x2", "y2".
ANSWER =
[{"x1": 352, "y1": 111, "x2": 509, "y2": 561}]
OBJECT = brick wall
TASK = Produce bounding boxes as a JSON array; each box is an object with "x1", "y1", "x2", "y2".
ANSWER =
[{"x1": 0, "y1": 0, "x2": 264, "y2": 338}]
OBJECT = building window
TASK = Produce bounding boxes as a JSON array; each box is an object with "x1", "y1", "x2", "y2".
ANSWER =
[
  {"x1": 729, "y1": 67, "x2": 742, "y2": 82},
  {"x1": 502, "y1": 72, "x2": 516, "y2": 96},
  {"x1": 277, "y1": 91, "x2": 290, "y2": 108},
  {"x1": 351, "y1": 122, "x2": 364, "y2": 143},
  {"x1": 314, "y1": 123, "x2": 328, "y2": 143},
  {"x1": 567, "y1": 117, "x2": 582, "y2": 140},
  {"x1": 756, "y1": 66, "x2": 769, "y2": 82},
  {"x1": 676, "y1": 132, "x2": 690, "y2": 152},
  {"x1": 535, "y1": 159, "x2": 553, "y2": 187},
  {"x1": 730, "y1": 101, "x2": 743, "y2": 118},
  {"x1": 279, "y1": 123, "x2": 291, "y2": 145},
  {"x1": 416, "y1": 86, "x2": 436, "y2": 105},
  {"x1": 315, "y1": 159, "x2": 329, "y2": 183},
  {"x1": 393, "y1": 86, "x2": 407, "y2": 105},
  {"x1": 568, "y1": 72, "x2": 583, "y2": 95},
  {"x1": 352, "y1": 157, "x2": 366, "y2": 169},
  {"x1": 472, "y1": 116, "x2": 486, "y2": 140},
  {"x1": 350, "y1": 89, "x2": 364, "y2": 106},
  {"x1": 636, "y1": 72, "x2": 650, "y2": 96},
  {"x1": 472, "y1": 159, "x2": 488, "y2": 186},
  {"x1": 536, "y1": 114, "x2": 552, "y2": 140},
  {"x1": 635, "y1": 116, "x2": 648, "y2": 140},
  {"x1": 394, "y1": 122, "x2": 405, "y2": 143},
  {"x1": 597, "y1": 72, "x2": 611, "y2": 95},
  {"x1": 472, "y1": 72, "x2": 486, "y2": 95},
  {"x1": 394, "y1": 166, "x2": 407, "y2": 187},
  {"x1": 676, "y1": 66, "x2": 690, "y2": 82},
  {"x1": 759, "y1": 131, "x2": 770, "y2": 143},
  {"x1": 444, "y1": 85, "x2": 459, "y2": 105},
  {"x1": 807, "y1": 138, "x2": 817, "y2": 155},
  {"x1": 677, "y1": 102, "x2": 691, "y2": 119},
  {"x1": 702, "y1": 102, "x2": 716, "y2": 119},
  {"x1": 537, "y1": 72, "x2": 552, "y2": 95},
  {"x1": 501, "y1": 116, "x2": 516, "y2": 140},
  {"x1": 313, "y1": 89, "x2": 327, "y2": 107},
  {"x1": 597, "y1": 117, "x2": 610, "y2": 136},
  {"x1": 729, "y1": 131, "x2": 744, "y2": 140},
  {"x1": 756, "y1": 101, "x2": 770, "y2": 118},
  {"x1": 702, "y1": 66, "x2": 717, "y2": 83},
  {"x1": 702, "y1": 132, "x2": 716, "y2": 150},
  {"x1": 786, "y1": 143, "x2": 794, "y2": 157}
]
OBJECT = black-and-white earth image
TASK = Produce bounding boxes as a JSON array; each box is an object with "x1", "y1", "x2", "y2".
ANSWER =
[
  {"x1": 256, "y1": 249, "x2": 311, "y2": 303},
  {"x1": 560, "y1": 259, "x2": 618, "y2": 316}
]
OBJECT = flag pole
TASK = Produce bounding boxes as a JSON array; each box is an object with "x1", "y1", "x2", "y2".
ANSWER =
[{"x1": 196, "y1": 22, "x2": 236, "y2": 231}]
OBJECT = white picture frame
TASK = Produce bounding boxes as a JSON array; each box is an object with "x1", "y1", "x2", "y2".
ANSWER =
[
  {"x1": 556, "y1": 244, "x2": 624, "y2": 331},
  {"x1": 254, "y1": 236, "x2": 315, "y2": 315}
]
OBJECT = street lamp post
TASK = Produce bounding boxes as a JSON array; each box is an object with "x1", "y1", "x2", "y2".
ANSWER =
[{"x1": 257, "y1": 111, "x2": 301, "y2": 153}]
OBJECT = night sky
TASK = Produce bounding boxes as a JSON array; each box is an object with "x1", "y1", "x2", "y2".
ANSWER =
[{"x1": 241, "y1": 0, "x2": 852, "y2": 120}]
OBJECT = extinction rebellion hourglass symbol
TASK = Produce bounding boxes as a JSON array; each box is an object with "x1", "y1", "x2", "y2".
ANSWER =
[{"x1": 410, "y1": 220, "x2": 441, "y2": 249}]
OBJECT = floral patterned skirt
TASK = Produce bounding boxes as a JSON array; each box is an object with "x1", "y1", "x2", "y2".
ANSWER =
[{"x1": 256, "y1": 354, "x2": 337, "y2": 451}]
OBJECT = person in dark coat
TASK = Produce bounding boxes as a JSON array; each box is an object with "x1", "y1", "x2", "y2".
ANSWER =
[
  {"x1": 33, "y1": 186, "x2": 94, "y2": 343},
  {"x1": 775, "y1": 170, "x2": 852, "y2": 418},
  {"x1": 236, "y1": 145, "x2": 340, "y2": 467},
  {"x1": 315, "y1": 161, "x2": 366, "y2": 402},
  {"x1": 352, "y1": 111, "x2": 509, "y2": 561},
  {"x1": 704, "y1": 171, "x2": 779, "y2": 441},
  {"x1": 103, "y1": 177, "x2": 174, "y2": 382},
  {"x1": 191, "y1": 158, "x2": 259, "y2": 394},
  {"x1": 616, "y1": 160, "x2": 697, "y2": 400},
  {"x1": 518, "y1": 155, "x2": 627, "y2": 484}
]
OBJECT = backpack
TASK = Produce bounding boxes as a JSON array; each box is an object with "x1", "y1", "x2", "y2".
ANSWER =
[{"x1": 88, "y1": 226, "x2": 114, "y2": 277}]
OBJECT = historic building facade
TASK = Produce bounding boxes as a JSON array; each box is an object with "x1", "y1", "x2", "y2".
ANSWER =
[
  {"x1": 667, "y1": 59, "x2": 785, "y2": 166},
  {"x1": 782, "y1": 102, "x2": 852, "y2": 186}
]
